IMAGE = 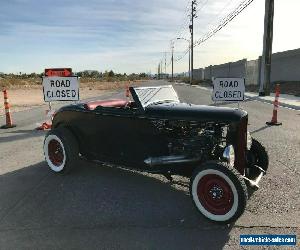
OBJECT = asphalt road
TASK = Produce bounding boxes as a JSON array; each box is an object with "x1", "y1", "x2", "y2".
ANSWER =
[{"x1": 0, "y1": 80, "x2": 299, "y2": 249}]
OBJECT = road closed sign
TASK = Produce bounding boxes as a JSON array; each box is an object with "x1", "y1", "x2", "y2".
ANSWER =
[
  {"x1": 212, "y1": 78, "x2": 245, "y2": 102},
  {"x1": 42, "y1": 76, "x2": 79, "y2": 102}
]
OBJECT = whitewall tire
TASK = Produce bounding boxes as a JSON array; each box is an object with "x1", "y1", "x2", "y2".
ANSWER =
[
  {"x1": 190, "y1": 161, "x2": 248, "y2": 224},
  {"x1": 44, "y1": 134, "x2": 66, "y2": 172},
  {"x1": 43, "y1": 127, "x2": 79, "y2": 174}
]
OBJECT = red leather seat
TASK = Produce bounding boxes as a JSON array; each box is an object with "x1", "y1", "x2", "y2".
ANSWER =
[{"x1": 84, "y1": 99, "x2": 128, "y2": 110}]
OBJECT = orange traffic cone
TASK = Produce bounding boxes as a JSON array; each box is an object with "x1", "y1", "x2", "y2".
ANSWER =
[
  {"x1": 125, "y1": 84, "x2": 130, "y2": 98},
  {"x1": 266, "y1": 84, "x2": 282, "y2": 126},
  {"x1": 36, "y1": 109, "x2": 55, "y2": 130},
  {"x1": 1, "y1": 89, "x2": 16, "y2": 129},
  {"x1": 36, "y1": 122, "x2": 51, "y2": 130}
]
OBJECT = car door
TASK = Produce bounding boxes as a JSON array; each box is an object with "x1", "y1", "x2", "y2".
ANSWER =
[{"x1": 88, "y1": 107, "x2": 169, "y2": 167}]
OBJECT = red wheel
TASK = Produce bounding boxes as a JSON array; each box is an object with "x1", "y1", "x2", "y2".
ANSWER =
[
  {"x1": 48, "y1": 139, "x2": 65, "y2": 167},
  {"x1": 197, "y1": 174, "x2": 234, "y2": 215},
  {"x1": 190, "y1": 161, "x2": 247, "y2": 224},
  {"x1": 44, "y1": 127, "x2": 78, "y2": 174}
]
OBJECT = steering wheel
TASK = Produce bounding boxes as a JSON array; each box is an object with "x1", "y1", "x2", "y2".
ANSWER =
[{"x1": 124, "y1": 101, "x2": 131, "y2": 109}]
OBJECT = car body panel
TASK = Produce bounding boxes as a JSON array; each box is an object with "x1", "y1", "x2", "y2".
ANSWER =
[{"x1": 52, "y1": 85, "x2": 248, "y2": 175}]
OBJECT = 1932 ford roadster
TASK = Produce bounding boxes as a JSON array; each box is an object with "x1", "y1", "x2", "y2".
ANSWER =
[{"x1": 43, "y1": 85, "x2": 268, "y2": 224}]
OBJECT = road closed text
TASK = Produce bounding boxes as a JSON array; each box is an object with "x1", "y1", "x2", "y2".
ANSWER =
[
  {"x1": 46, "y1": 89, "x2": 77, "y2": 99},
  {"x1": 212, "y1": 78, "x2": 245, "y2": 102},
  {"x1": 42, "y1": 76, "x2": 79, "y2": 102},
  {"x1": 50, "y1": 79, "x2": 71, "y2": 88},
  {"x1": 214, "y1": 89, "x2": 243, "y2": 99}
]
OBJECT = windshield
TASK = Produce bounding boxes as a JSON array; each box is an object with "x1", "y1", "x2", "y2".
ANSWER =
[{"x1": 132, "y1": 85, "x2": 180, "y2": 108}]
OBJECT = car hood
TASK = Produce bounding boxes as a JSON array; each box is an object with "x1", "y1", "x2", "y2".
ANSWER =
[{"x1": 145, "y1": 102, "x2": 247, "y2": 122}]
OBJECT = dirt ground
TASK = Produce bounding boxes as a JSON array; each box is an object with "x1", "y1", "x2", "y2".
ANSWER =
[{"x1": 0, "y1": 81, "x2": 140, "y2": 116}]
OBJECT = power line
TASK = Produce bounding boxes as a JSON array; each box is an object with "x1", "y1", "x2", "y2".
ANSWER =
[
  {"x1": 159, "y1": 0, "x2": 251, "y2": 73},
  {"x1": 199, "y1": 0, "x2": 235, "y2": 35},
  {"x1": 174, "y1": 0, "x2": 198, "y2": 63},
  {"x1": 160, "y1": 1, "x2": 192, "y2": 73},
  {"x1": 174, "y1": 0, "x2": 255, "y2": 63},
  {"x1": 194, "y1": 0, "x2": 210, "y2": 17},
  {"x1": 174, "y1": 48, "x2": 190, "y2": 62},
  {"x1": 174, "y1": 1, "x2": 192, "y2": 40},
  {"x1": 194, "y1": 0, "x2": 255, "y2": 47}
]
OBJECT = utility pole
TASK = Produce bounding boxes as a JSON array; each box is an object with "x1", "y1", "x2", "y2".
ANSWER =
[
  {"x1": 158, "y1": 62, "x2": 160, "y2": 79},
  {"x1": 259, "y1": 0, "x2": 274, "y2": 96},
  {"x1": 171, "y1": 41, "x2": 174, "y2": 81},
  {"x1": 189, "y1": 43, "x2": 191, "y2": 84},
  {"x1": 164, "y1": 52, "x2": 167, "y2": 76},
  {"x1": 189, "y1": 0, "x2": 197, "y2": 84}
]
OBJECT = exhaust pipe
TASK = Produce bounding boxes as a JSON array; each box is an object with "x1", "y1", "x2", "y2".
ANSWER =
[{"x1": 144, "y1": 155, "x2": 200, "y2": 167}]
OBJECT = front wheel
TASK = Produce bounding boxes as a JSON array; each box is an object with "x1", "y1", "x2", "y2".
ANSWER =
[
  {"x1": 43, "y1": 127, "x2": 79, "y2": 174},
  {"x1": 190, "y1": 161, "x2": 248, "y2": 224},
  {"x1": 248, "y1": 138, "x2": 269, "y2": 178}
]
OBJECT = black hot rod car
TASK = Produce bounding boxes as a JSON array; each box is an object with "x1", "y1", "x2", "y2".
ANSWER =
[{"x1": 43, "y1": 85, "x2": 268, "y2": 223}]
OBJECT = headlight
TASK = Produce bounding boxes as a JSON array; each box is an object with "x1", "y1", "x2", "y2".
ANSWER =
[
  {"x1": 247, "y1": 131, "x2": 252, "y2": 150},
  {"x1": 223, "y1": 145, "x2": 235, "y2": 167}
]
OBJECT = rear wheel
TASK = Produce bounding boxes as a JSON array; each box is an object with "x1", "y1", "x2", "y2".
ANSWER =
[
  {"x1": 190, "y1": 161, "x2": 248, "y2": 224},
  {"x1": 43, "y1": 127, "x2": 79, "y2": 174}
]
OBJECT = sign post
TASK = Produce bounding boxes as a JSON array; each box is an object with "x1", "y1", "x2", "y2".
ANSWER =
[{"x1": 212, "y1": 78, "x2": 245, "y2": 107}]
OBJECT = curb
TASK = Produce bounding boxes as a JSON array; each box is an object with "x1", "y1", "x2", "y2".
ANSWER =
[{"x1": 244, "y1": 95, "x2": 300, "y2": 111}]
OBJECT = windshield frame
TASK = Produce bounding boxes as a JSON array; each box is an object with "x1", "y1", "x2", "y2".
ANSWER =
[{"x1": 130, "y1": 85, "x2": 180, "y2": 110}]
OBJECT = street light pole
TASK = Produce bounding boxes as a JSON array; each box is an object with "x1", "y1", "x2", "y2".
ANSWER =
[
  {"x1": 158, "y1": 62, "x2": 160, "y2": 79},
  {"x1": 177, "y1": 37, "x2": 191, "y2": 85},
  {"x1": 190, "y1": 0, "x2": 197, "y2": 84},
  {"x1": 164, "y1": 52, "x2": 167, "y2": 77},
  {"x1": 188, "y1": 45, "x2": 191, "y2": 84},
  {"x1": 171, "y1": 41, "x2": 174, "y2": 81}
]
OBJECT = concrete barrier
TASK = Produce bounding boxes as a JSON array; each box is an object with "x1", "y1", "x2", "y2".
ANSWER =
[{"x1": 197, "y1": 47, "x2": 300, "y2": 85}]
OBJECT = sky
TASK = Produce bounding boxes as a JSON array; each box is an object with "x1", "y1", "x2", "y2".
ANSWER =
[{"x1": 0, "y1": 0, "x2": 299, "y2": 74}]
